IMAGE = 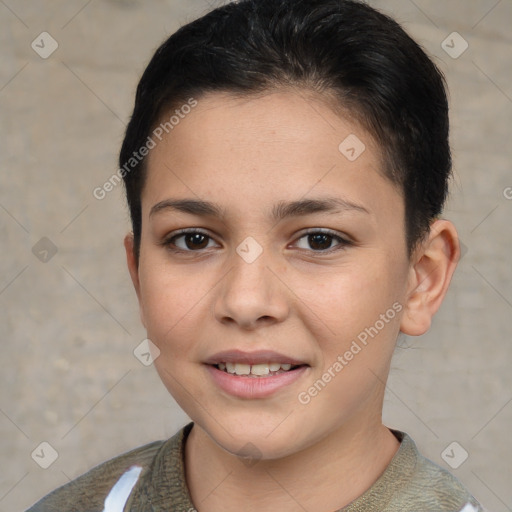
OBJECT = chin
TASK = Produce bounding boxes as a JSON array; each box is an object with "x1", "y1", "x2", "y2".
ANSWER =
[{"x1": 195, "y1": 411, "x2": 316, "y2": 462}]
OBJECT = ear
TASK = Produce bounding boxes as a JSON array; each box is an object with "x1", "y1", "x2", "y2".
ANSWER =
[
  {"x1": 124, "y1": 233, "x2": 146, "y2": 328},
  {"x1": 400, "y1": 219, "x2": 460, "y2": 336}
]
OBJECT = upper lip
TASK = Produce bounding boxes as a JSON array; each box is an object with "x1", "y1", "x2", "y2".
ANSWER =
[{"x1": 204, "y1": 350, "x2": 308, "y2": 366}]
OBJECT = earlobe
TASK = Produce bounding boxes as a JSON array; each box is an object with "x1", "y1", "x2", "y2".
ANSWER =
[
  {"x1": 124, "y1": 233, "x2": 145, "y2": 327},
  {"x1": 400, "y1": 220, "x2": 460, "y2": 337}
]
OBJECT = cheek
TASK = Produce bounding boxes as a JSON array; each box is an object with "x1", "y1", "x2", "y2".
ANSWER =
[
  {"x1": 304, "y1": 264, "x2": 397, "y2": 323},
  {"x1": 296, "y1": 259, "x2": 405, "y2": 358},
  {"x1": 138, "y1": 260, "x2": 209, "y2": 351}
]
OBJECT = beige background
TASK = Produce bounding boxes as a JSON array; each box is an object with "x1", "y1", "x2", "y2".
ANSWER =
[{"x1": 1, "y1": 0, "x2": 511, "y2": 510}]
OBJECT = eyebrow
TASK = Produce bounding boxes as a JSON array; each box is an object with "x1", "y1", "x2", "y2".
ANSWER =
[{"x1": 149, "y1": 196, "x2": 370, "y2": 221}]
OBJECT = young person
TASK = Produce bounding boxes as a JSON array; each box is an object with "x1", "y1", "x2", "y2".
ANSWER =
[{"x1": 27, "y1": 0, "x2": 484, "y2": 510}]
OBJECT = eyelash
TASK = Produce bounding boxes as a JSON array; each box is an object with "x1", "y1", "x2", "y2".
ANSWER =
[{"x1": 162, "y1": 228, "x2": 352, "y2": 254}]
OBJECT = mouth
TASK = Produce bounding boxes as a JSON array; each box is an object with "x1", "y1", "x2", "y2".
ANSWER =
[
  {"x1": 204, "y1": 350, "x2": 310, "y2": 398},
  {"x1": 210, "y1": 362, "x2": 306, "y2": 377}
]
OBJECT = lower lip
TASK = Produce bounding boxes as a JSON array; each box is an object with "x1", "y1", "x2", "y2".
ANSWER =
[{"x1": 205, "y1": 365, "x2": 309, "y2": 399}]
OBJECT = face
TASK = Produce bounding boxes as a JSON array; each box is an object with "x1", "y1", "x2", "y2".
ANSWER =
[{"x1": 127, "y1": 90, "x2": 415, "y2": 459}]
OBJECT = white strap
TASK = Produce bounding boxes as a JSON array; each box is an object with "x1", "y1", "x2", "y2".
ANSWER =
[
  {"x1": 459, "y1": 504, "x2": 479, "y2": 512},
  {"x1": 103, "y1": 465, "x2": 143, "y2": 512}
]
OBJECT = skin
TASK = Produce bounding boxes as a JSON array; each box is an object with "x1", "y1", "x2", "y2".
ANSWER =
[{"x1": 124, "y1": 89, "x2": 460, "y2": 512}]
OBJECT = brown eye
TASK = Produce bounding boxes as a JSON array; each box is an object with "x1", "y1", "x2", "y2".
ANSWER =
[
  {"x1": 294, "y1": 230, "x2": 350, "y2": 252},
  {"x1": 166, "y1": 230, "x2": 217, "y2": 252},
  {"x1": 183, "y1": 233, "x2": 209, "y2": 250},
  {"x1": 308, "y1": 233, "x2": 334, "y2": 250}
]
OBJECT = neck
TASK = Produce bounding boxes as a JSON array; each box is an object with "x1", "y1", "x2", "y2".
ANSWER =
[{"x1": 184, "y1": 414, "x2": 400, "y2": 512}]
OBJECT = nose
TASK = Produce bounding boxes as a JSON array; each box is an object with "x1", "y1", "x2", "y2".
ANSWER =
[{"x1": 213, "y1": 246, "x2": 290, "y2": 330}]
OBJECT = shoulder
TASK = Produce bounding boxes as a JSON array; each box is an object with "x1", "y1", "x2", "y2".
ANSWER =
[
  {"x1": 386, "y1": 432, "x2": 484, "y2": 511},
  {"x1": 344, "y1": 430, "x2": 484, "y2": 512},
  {"x1": 25, "y1": 439, "x2": 165, "y2": 512}
]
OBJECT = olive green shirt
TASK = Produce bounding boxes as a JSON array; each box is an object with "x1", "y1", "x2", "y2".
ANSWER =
[{"x1": 27, "y1": 423, "x2": 484, "y2": 512}]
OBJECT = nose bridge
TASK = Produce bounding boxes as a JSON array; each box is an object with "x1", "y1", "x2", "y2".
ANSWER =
[{"x1": 214, "y1": 237, "x2": 289, "y2": 328}]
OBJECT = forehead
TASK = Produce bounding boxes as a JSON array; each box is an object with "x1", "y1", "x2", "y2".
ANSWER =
[
  {"x1": 150, "y1": 89, "x2": 376, "y2": 162},
  {"x1": 143, "y1": 90, "x2": 400, "y2": 220}
]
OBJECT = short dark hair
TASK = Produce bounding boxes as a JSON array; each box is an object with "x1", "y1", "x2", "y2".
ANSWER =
[{"x1": 120, "y1": 0, "x2": 451, "y2": 262}]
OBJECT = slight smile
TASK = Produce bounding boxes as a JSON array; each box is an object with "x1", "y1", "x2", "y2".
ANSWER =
[{"x1": 204, "y1": 350, "x2": 310, "y2": 399}]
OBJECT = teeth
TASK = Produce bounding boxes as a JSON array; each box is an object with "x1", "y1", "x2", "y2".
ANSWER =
[
  {"x1": 251, "y1": 363, "x2": 270, "y2": 376},
  {"x1": 218, "y1": 362, "x2": 297, "y2": 376},
  {"x1": 234, "y1": 363, "x2": 250, "y2": 375}
]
